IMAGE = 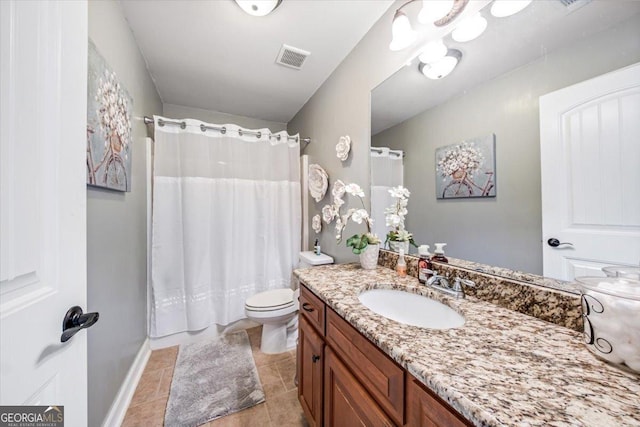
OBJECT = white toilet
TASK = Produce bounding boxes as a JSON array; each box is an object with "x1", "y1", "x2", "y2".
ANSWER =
[{"x1": 245, "y1": 251, "x2": 333, "y2": 354}]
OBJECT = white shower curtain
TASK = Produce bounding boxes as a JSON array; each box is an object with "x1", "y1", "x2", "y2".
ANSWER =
[
  {"x1": 150, "y1": 116, "x2": 301, "y2": 337},
  {"x1": 370, "y1": 148, "x2": 404, "y2": 245}
]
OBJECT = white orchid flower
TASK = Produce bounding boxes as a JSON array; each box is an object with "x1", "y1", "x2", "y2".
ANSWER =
[
  {"x1": 351, "y1": 209, "x2": 369, "y2": 224},
  {"x1": 345, "y1": 183, "x2": 364, "y2": 198}
]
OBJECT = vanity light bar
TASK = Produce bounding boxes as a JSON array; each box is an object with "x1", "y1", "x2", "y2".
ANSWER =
[{"x1": 143, "y1": 116, "x2": 311, "y2": 145}]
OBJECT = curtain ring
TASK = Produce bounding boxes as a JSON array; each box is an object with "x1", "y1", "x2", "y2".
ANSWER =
[
  {"x1": 277, "y1": 135, "x2": 281, "y2": 141},
  {"x1": 238, "y1": 129, "x2": 243, "y2": 136},
  {"x1": 158, "y1": 119, "x2": 165, "y2": 127},
  {"x1": 180, "y1": 122, "x2": 186, "y2": 129},
  {"x1": 200, "y1": 124, "x2": 206, "y2": 132},
  {"x1": 257, "y1": 132, "x2": 262, "y2": 138},
  {"x1": 221, "y1": 127, "x2": 226, "y2": 135}
]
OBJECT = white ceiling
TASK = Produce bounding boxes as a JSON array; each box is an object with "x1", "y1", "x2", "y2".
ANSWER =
[
  {"x1": 372, "y1": 0, "x2": 640, "y2": 135},
  {"x1": 120, "y1": 0, "x2": 393, "y2": 124}
]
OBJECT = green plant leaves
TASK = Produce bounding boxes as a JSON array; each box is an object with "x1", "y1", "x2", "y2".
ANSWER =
[{"x1": 346, "y1": 233, "x2": 370, "y2": 254}]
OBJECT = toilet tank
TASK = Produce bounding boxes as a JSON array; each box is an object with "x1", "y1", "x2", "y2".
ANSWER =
[{"x1": 298, "y1": 251, "x2": 334, "y2": 269}]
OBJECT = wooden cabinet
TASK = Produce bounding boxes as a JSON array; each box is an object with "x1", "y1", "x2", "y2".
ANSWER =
[
  {"x1": 326, "y1": 309, "x2": 405, "y2": 425},
  {"x1": 406, "y1": 376, "x2": 472, "y2": 427},
  {"x1": 298, "y1": 283, "x2": 471, "y2": 427},
  {"x1": 299, "y1": 284, "x2": 325, "y2": 333},
  {"x1": 324, "y1": 348, "x2": 395, "y2": 427},
  {"x1": 298, "y1": 314, "x2": 325, "y2": 427}
]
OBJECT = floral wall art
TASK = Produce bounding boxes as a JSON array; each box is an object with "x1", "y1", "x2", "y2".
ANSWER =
[
  {"x1": 435, "y1": 134, "x2": 496, "y2": 199},
  {"x1": 87, "y1": 40, "x2": 133, "y2": 192}
]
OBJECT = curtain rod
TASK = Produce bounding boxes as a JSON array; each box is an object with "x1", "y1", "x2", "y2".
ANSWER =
[
  {"x1": 143, "y1": 116, "x2": 311, "y2": 146},
  {"x1": 370, "y1": 147, "x2": 404, "y2": 158}
]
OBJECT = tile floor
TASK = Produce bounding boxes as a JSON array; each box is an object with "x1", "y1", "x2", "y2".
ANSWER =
[{"x1": 122, "y1": 326, "x2": 308, "y2": 427}]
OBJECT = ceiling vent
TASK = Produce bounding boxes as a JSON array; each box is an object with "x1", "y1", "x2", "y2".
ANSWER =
[
  {"x1": 276, "y1": 44, "x2": 310, "y2": 70},
  {"x1": 558, "y1": 0, "x2": 592, "y2": 11}
]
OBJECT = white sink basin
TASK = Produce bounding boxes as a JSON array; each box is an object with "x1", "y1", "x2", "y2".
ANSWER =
[{"x1": 358, "y1": 289, "x2": 465, "y2": 329}]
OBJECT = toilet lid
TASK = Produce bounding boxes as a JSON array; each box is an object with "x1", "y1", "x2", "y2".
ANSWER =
[{"x1": 246, "y1": 289, "x2": 294, "y2": 310}]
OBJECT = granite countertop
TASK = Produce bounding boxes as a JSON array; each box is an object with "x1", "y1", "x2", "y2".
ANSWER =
[{"x1": 294, "y1": 263, "x2": 640, "y2": 427}]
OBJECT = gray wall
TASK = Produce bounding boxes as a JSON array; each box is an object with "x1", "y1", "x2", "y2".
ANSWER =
[
  {"x1": 287, "y1": 1, "x2": 407, "y2": 263},
  {"x1": 372, "y1": 16, "x2": 640, "y2": 274},
  {"x1": 163, "y1": 103, "x2": 287, "y2": 132},
  {"x1": 87, "y1": 1, "x2": 162, "y2": 425}
]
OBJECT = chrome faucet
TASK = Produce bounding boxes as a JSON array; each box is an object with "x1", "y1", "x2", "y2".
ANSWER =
[{"x1": 425, "y1": 274, "x2": 475, "y2": 299}]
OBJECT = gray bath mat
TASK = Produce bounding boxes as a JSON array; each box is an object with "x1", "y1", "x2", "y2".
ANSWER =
[{"x1": 164, "y1": 330, "x2": 265, "y2": 427}]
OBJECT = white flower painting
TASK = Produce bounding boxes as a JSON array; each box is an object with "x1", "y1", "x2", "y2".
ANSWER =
[
  {"x1": 87, "y1": 41, "x2": 133, "y2": 192},
  {"x1": 435, "y1": 134, "x2": 496, "y2": 199}
]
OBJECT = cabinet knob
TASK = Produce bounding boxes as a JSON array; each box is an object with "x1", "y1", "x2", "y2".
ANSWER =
[{"x1": 312, "y1": 354, "x2": 320, "y2": 363}]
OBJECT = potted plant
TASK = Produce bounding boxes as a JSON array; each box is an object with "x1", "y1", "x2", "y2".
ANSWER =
[
  {"x1": 384, "y1": 186, "x2": 418, "y2": 254},
  {"x1": 322, "y1": 181, "x2": 381, "y2": 269}
]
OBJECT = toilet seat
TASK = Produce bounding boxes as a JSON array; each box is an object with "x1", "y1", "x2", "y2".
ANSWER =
[{"x1": 245, "y1": 288, "x2": 294, "y2": 312}]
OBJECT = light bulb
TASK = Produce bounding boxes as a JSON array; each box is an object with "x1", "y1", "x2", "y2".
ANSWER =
[
  {"x1": 490, "y1": 0, "x2": 532, "y2": 18},
  {"x1": 419, "y1": 49, "x2": 461, "y2": 79},
  {"x1": 417, "y1": 0, "x2": 455, "y2": 24},
  {"x1": 389, "y1": 10, "x2": 417, "y2": 51},
  {"x1": 418, "y1": 39, "x2": 447, "y2": 64},
  {"x1": 452, "y1": 13, "x2": 487, "y2": 42},
  {"x1": 235, "y1": 0, "x2": 281, "y2": 17}
]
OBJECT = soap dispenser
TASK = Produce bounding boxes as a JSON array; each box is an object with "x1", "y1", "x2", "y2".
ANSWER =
[
  {"x1": 396, "y1": 249, "x2": 407, "y2": 277},
  {"x1": 432, "y1": 243, "x2": 448, "y2": 263}
]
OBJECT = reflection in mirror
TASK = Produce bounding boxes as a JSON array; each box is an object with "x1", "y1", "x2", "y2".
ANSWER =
[
  {"x1": 371, "y1": 1, "x2": 640, "y2": 281},
  {"x1": 370, "y1": 147, "x2": 404, "y2": 244}
]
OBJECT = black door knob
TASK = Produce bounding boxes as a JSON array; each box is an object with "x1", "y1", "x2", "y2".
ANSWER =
[
  {"x1": 61, "y1": 306, "x2": 99, "y2": 342},
  {"x1": 547, "y1": 238, "x2": 574, "y2": 248}
]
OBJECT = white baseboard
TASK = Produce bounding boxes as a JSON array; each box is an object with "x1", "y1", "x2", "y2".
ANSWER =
[{"x1": 102, "y1": 339, "x2": 151, "y2": 427}]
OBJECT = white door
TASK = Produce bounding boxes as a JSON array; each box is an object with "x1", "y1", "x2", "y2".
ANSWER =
[
  {"x1": 1, "y1": 1, "x2": 88, "y2": 425},
  {"x1": 540, "y1": 62, "x2": 640, "y2": 281}
]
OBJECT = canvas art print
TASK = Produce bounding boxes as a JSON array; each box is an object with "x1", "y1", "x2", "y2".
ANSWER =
[
  {"x1": 436, "y1": 134, "x2": 496, "y2": 199},
  {"x1": 87, "y1": 40, "x2": 133, "y2": 192}
]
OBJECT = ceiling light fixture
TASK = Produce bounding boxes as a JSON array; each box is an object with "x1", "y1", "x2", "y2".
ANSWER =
[
  {"x1": 419, "y1": 49, "x2": 461, "y2": 80},
  {"x1": 418, "y1": 39, "x2": 448, "y2": 64},
  {"x1": 234, "y1": 0, "x2": 282, "y2": 17},
  {"x1": 417, "y1": 0, "x2": 454, "y2": 24},
  {"x1": 388, "y1": 0, "x2": 467, "y2": 52},
  {"x1": 451, "y1": 13, "x2": 487, "y2": 42},
  {"x1": 389, "y1": 9, "x2": 417, "y2": 51},
  {"x1": 490, "y1": 0, "x2": 532, "y2": 18}
]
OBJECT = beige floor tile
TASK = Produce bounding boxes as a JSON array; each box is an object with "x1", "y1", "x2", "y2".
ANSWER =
[
  {"x1": 145, "y1": 346, "x2": 179, "y2": 372},
  {"x1": 265, "y1": 389, "x2": 307, "y2": 426},
  {"x1": 262, "y1": 378, "x2": 288, "y2": 400},
  {"x1": 275, "y1": 358, "x2": 297, "y2": 392},
  {"x1": 252, "y1": 349, "x2": 293, "y2": 367},
  {"x1": 129, "y1": 368, "x2": 163, "y2": 406},
  {"x1": 257, "y1": 363, "x2": 281, "y2": 384},
  {"x1": 156, "y1": 366, "x2": 174, "y2": 398},
  {"x1": 122, "y1": 396, "x2": 168, "y2": 427}
]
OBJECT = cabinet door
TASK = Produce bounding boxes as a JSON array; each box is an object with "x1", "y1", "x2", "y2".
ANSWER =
[
  {"x1": 406, "y1": 377, "x2": 471, "y2": 427},
  {"x1": 298, "y1": 314, "x2": 324, "y2": 427},
  {"x1": 324, "y1": 348, "x2": 395, "y2": 427}
]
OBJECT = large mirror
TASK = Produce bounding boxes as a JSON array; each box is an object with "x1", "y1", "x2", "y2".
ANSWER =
[{"x1": 371, "y1": 1, "x2": 640, "y2": 281}]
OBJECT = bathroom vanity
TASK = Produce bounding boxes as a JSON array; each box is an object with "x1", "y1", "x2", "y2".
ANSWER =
[{"x1": 294, "y1": 263, "x2": 640, "y2": 427}]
